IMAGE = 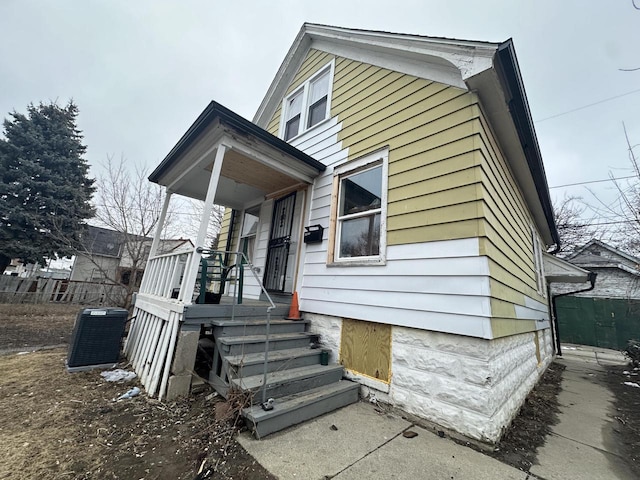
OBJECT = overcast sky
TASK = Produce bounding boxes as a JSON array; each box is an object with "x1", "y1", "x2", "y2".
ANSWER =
[{"x1": 1, "y1": 0, "x2": 639, "y2": 231}]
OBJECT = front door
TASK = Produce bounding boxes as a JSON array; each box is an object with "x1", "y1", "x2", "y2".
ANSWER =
[{"x1": 263, "y1": 192, "x2": 297, "y2": 292}]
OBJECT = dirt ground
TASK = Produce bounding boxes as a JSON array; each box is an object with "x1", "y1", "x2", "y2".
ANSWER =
[
  {"x1": 604, "y1": 364, "x2": 640, "y2": 478},
  {"x1": 3, "y1": 303, "x2": 638, "y2": 479},
  {"x1": 490, "y1": 362, "x2": 565, "y2": 471},
  {"x1": 0, "y1": 304, "x2": 274, "y2": 480}
]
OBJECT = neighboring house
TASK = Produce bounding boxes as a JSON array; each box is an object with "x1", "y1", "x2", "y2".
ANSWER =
[
  {"x1": 71, "y1": 225, "x2": 192, "y2": 286},
  {"x1": 127, "y1": 24, "x2": 589, "y2": 443},
  {"x1": 3, "y1": 258, "x2": 32, "y2": 277},
  {"x1": 2, "y1": 259, "x2": 68, "y2": 279},
  {"x1": 553, "y1": 239, "x2": 640, "y2": 350},
  {"x1": 554, "y1": 239, "x2": 640, "y2": 298}
]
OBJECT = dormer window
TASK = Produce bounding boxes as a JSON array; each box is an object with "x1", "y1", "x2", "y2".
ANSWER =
[{"x1": 281, "y1": 60, "x2": 334, "y2": 141}]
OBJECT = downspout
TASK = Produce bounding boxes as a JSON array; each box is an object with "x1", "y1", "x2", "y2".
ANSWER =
[{"x1": 551, "y1": 271, "x2": 597, "y2": 357}]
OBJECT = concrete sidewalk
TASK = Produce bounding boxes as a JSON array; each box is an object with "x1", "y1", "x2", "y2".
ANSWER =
[
  {"x1": 239, "y1": 401, "x2": 530, "y2": 480},
  {"x1": 239, "y1": 344, "x2": 634, "y2": 479},
  {"x1": 530, "y1": 345, "x2": 635, "y2": 480}
]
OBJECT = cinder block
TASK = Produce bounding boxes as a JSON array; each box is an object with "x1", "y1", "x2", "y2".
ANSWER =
[
  {"x1": 165, "y1": 374, "x2": 192, "y2": 401},
  {"x1": 172, "y1": 330, "x2": 199, "y2": 374}
]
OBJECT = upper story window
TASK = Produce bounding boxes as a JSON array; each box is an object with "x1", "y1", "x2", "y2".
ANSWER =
[
  {"x1": 329, "y1": 148, "x2": 389, "y2": 265},
  {"x1": 281, "y1": 60, "x2": 334, "y2": 141}
]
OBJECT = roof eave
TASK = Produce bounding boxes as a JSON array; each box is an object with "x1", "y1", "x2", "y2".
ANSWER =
[
  {"x1": 150, "y1": 100, "x2": 325, "y2": 185},
  {"x1": 493, "y1": 39, "x2": 560, "y2": 248}
]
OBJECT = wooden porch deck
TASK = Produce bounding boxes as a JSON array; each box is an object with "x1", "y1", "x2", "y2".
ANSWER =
[{"x1": 182, "y1": 297, "x2": 291, "y2": 326}]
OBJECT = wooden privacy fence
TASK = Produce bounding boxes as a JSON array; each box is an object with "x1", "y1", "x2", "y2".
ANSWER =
[{"x1": 0, "y1": 275, "x2": 127, "y2": 306}]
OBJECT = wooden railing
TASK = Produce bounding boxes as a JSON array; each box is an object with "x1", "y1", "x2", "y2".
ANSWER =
[
  {"x1": 138, "y1": 250, "x2": 193, "y2": 301},
  {"x1": 0, "y1": 276, "x2": 126, "y2": 305}
]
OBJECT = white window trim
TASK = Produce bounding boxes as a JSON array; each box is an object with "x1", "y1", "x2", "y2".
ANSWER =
[
  {"x1": 330, "y1": 148, "x2": 389, "y2": 266},
  {"x1": 532, "y1": 227, "x2": 546, "y2": 297},
  {"x1": 279, "y1": 59, "x2": 335, "y2": 142}
]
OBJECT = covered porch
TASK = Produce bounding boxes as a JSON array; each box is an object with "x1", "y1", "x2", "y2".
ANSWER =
[{"x1": 125, "y1": 101, "x2": 325, "y2": 400}]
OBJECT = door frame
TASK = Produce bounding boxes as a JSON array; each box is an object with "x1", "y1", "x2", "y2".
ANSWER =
[{"x1": 263, "y1": 191, "x2": 297, "y2": 293}]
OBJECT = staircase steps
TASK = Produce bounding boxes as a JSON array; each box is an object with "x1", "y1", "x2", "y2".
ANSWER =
[
  {"x1": 243, "y1": 381, "x2": 360, "y2": 439},
  {"x1": 231, "y1": 364, "x2": 344, "y2": 399},
  {"x1": 212, "y1": 318, "x2": 310, "y2": 337},
  {"x1": 225, "y1": 347, "x2": 322, "y2": 378},
  {"x1": 217, "y1": 332, "x2": 316, "y2": 355},
  {"x1": 207, "y1": 315, "x2": 359, "y2": 438}
]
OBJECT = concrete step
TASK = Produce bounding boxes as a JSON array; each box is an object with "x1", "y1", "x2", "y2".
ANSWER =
[
  {"x1": 218, "y1": 332, "x2": 317, "y2": 355},
  {"x1": 243, "y1": 380, "x2": 360, "y2": 439},
  {"x1": 231, "y1": 364, "x2": 344, "y2": 400},
  {"x1": 225, "y1": 347, "x2": 322, "y2": 378},
  {"x1": 212, "y1": 319, "x2": 309, "y2": 337}
]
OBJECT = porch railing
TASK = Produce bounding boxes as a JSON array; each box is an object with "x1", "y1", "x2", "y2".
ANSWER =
[
  {"x1": 197, "y1": 249, "x2": 276, "y2": 406},
  {"x1": 129, "y1": 248, "x2": 276, "y2": 404},
  {"x1": 138, "y1": 250, "x2": 193, "y2": 301}
]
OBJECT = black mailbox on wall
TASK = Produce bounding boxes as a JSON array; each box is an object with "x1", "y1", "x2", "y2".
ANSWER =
[{"x1": 304, "y1": 225, "x2": 324, "y2": 244}]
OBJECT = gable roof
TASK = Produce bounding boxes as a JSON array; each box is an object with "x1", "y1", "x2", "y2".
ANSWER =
[
  {"x1": 81, "y1": 225, "x2": 124, "y2": 257},
  {"x1": 567, "y1": 239, "x2": 640, "y2": 266},
  {"x1": 253, "y1": 23, "x2": 560, "y2": 248}
]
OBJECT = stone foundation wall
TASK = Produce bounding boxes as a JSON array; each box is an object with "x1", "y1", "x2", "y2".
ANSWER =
[{"x1": 305, "y1": 311, "x2": 553, "y2": 444}]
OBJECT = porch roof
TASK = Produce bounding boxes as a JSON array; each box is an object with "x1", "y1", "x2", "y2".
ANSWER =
[
  {"x1": 149, "y1": 101, "x2": 326, "y2": 207},
  {"x1": 543, "y1": 253, "x2": 592, "y2": 284}
]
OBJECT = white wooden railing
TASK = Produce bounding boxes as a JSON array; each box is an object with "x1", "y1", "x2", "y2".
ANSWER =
[
  {"x1": 126, "y1": 249, "x2": 193, "y2": 400},
  {"x1": 138, "y1": 250, "x2": 193, "y2": 300}
]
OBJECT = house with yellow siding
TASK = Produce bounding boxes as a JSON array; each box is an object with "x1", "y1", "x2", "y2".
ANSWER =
[{"x1": 126, "y1": 24, "x2": 586, "y2": 443}]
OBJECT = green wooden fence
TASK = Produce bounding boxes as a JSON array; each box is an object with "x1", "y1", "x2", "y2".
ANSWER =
[{"x1": 556, "y1": 296, "x2": 640, "y2": 350}]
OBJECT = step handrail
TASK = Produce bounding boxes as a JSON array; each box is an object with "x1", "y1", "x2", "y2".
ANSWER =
[{"x1": 195, "y1": 248, "x2": 275, "y2": 406}]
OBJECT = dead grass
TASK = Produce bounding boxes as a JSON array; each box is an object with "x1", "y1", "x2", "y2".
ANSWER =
[
  {"x1": 0, "y1": 305, "x2": 274, "y2": 479},
  {"x1": 0, "y1": 303, "x2": 79, "y2": 351}
]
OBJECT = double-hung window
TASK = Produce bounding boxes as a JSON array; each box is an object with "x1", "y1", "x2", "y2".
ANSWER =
[
  {"x1": 282, "y1": 60, "x2": 334, "y2": 141},
  {"x1": 331, "y1": 149, "x2": 388, "y2": 264}
]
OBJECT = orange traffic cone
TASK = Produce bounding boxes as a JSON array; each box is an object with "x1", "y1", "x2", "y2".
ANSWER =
[{"x1": 286, "y1": 291, "x2": 301, "y2": 320}]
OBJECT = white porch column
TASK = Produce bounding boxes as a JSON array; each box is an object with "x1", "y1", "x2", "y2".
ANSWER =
[
  {"x1": 179, "y1": 144, "x2": 227, "y2": 303},
  {"x1": 149, "y1": 190, "x2": 173, "y2": 258}
]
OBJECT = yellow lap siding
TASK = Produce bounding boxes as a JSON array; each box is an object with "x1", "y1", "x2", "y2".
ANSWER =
[
  {"x1": 340, "y1": 98, "x2": 476, "y2": 150},
  {"x1": 390, "y1": 136, "x2": 478, "y2": 173},
  {"x1": 331, "y1": 73, "x2": 416, "y2": 120},
  {"x1": 387, "y1": 183, "x2": 480, "y2": 216},
  {"x1": 332, "y1": 66, "x2": 392, "y2": 102},
  {"x1": 387, "y1": 219, "x2": 483, "y2": 245},
  {"x1": 286, "y1": 50, "x2": 332, "y2": 96},
  {"x1": 389, "y1": 152, "x2": 478, "y2": 190},
  {"x1": 217, "y1": 208, "x2": 233, "y2": 253},
  {"x1": 489, "y1": 278, "x2": 527, "y2": 306},
  {"x1": 491, "y1": 318, "x2": 537, "y2": 338},
  {"x1": 388, "y1": 200, "x2": 484, "y2": 231},
  {"x1": 388, "y1": 167, "x2": 480, "y2": 203}
]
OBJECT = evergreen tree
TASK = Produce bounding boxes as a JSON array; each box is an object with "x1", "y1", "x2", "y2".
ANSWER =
[{"x1": 0, "y1": 101, "x2": 95, "y2": 273}]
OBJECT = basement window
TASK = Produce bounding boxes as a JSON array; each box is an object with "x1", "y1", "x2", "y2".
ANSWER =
[{"x1": 281, "y1": 60, "x2": 334, "y2": 141}]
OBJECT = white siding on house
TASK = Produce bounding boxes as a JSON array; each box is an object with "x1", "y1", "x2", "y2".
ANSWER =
[{"x1": 552, "y1": 267, "x2": 640, "y2": 299}]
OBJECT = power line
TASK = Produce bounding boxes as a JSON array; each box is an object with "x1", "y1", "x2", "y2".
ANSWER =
[
  {"x1": 559, "y1": 219, "x2": 639, "y2": 227},
  {"x1": 535, "y1": 88, "x2": 640, "y2": 123},
  {"x1": 549, "y1": 175, "x2": 637, "y2": 189}
]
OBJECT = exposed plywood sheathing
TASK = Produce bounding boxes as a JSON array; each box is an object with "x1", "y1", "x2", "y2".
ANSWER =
[{"x1": 339, "y1": 318, "x2": 391, "y2": 383}]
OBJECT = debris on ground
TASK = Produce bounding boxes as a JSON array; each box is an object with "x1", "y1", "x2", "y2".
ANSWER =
[
  {"x1": 489, "y1": 362, "x2": 565, "y2": 472},
  {"x1": 101, "y1": 369, "x2": 136, "y2": 382}
]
